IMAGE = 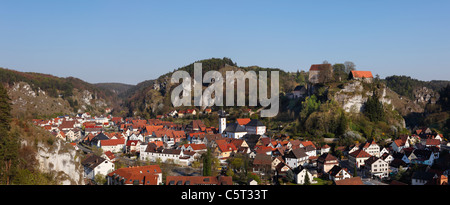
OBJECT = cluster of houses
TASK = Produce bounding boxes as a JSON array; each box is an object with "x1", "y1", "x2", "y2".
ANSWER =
[{"x1": 32, "y1": 108, "x2": 449, "y2": 185}]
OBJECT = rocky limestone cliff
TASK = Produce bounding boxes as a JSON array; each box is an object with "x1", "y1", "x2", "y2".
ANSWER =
[
  {"x1": 414, "y1": 86, "x2": 440, "y2": 105},
  {"x1": 35, "y1": 139, "x2": 83, "y2": 185},
  {"x1": 6, "y1": 82, "x2": 108, "y2": 117},
  {"x1": 333, "y1": 81, "x2": 391, "y2": 113}
]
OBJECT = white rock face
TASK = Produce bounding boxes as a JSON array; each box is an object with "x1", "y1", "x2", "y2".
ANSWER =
[
  {"x1": 37, "y1": 140, "x2": 83, "y2": 185},
  {"x1": 334, "y1": 81, "x2": 392, "y2": 113}
]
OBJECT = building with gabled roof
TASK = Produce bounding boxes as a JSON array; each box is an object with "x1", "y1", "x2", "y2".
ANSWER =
[
  {"x1": 364, "y1": 156, "x2": 389, "y2": 179},
  {"x1": 308, "y1": 64, "x2": 332, "y2": 84},
  {"x1": 99, "y1": 138, "x2": 126, "y2": 153},
  {"x1": 223, "y1": 123, "x2": 247, "y2": 139},
  {"x1": 245, "y1": 119, "x2": 266, "y2": 135},
  {"x1": 334, "y1": 176, "x2": 364, "y2": 185},
  {"x1": 81, "y1": 154, "x2": 115, "y2": 182},
  {"x1": 285, "y1": 148, "x2": 309, "y2": 169},
  {"x1": 348, "y1": 149, "x2": 372, "y2": 168},
  {"x1": 317, "y1": 153, "x2": 339, "y2": 173},
  {"x1": 328, "y1": 165, "x2": 352, "y2": 182},
  {"x1": 236, "y1": 118, "x2": 251, "y2": 126},
  {"x1": 350, "y1": 70, "x2": 374, "y2": 83},
  {"x1": 180, "y1": 143, "x2": 207, "y2": 153},
  {"x1": 107, "y1": 165, "x2": 162, "y2": 185}
]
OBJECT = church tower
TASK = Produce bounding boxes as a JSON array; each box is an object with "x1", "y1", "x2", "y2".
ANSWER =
[{"x1": 218, "y1": 110, "x2": 227, "y2": 134}]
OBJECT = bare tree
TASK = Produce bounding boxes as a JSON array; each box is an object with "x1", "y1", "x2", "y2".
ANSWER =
[{"x1": 344, "y1": 61, "x2": 356, "y2": 74}]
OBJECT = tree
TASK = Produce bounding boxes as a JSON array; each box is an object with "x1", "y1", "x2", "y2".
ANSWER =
[
  {"x1": 336, "y1": 112, "x2": 348, "y2": 136},
  {"x1": 202, "y1": 148, "x2": 213, "y2": 176},
  {"x1": 333, "y1": 64, "x2": 347, "y2": 82},
  {"x1": 303, "y1": 171, "x2": 311, "y2": 185},
  {"x1": 364, "y1": 94, "x2": 385, "y2": 122},
  {"x1": 0, "y1": 83, "x2": 19, "y2": 185},
  {"x1": 318, "y1": 64, "x2": 333, "y2": 83},
  {"x1": 344, "y1": 61, "x2": 356, "y2": 74}
]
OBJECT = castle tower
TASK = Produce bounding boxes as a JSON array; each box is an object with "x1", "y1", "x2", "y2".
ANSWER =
[{"x1": 218, "y1": 110, "x2": 227, "y2": 134}]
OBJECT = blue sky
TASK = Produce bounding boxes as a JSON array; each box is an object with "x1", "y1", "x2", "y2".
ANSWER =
[{"x1": 1, "y1": 0, "x2": 449, "y2": 85}]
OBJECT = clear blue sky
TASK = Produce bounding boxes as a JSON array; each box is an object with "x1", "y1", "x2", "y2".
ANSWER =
[{"x1": 1, "y1": 0, "x2": 449, "y2": 85}]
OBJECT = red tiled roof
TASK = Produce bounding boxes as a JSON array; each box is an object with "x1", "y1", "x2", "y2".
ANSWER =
[
  {"x1": 108, "y1": 165, "x2": 161, "y2": 185},
  {"x1": 426, "y1": 138, "x2": 440, "y2": 146},
  {"x1": 349, "y1": 149, "x2": 371, "y2": 158},
  {"x1": 301, "y1": 141, "x2": 317, "y2": 149},
  {"x1": 309, "y1": 64, "x2": 332, "y2": 71},
  {"x1": 236, "y1": 118, "x2": 251, "y2": 126},
  {"x1": 351, "y1": 71, "x2": 373, "y2": 79},
  {"x1": 100, "y1": 138, "x2": 126, "y2": 146},
  {"x1": 335, "y1": 177, "x2": 364, "y2": 185}
]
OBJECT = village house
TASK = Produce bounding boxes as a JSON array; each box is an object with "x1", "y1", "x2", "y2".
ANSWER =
[
  {"x1": 295, "y1": 167, "x2": 316, "y2": 185},
  {"x1": 186, "y1": 120, "x2": 206, "y2": 132},
  {"x1": 252, "y1": 153, "x2": 272, "y2": 175},
  {"x1": 99, "y1": 138, "x2": 126, "y2": 153},
  {"x1": 180, "y1": 143, "x2": 207, "y2": 153},
  {"x1": 126, "y1": 140, "x2": 141, "y2": 154},
  {"x1": 348, "y1": 149, "x2": 372, "y2": 169},
  {"x1": 390, "y1": 137, "x2": 410, "y2": 152},
  {"x1": 285, "y1": 148, "x2": 309, "y2": 169},
  {"x1": 245, "y1": 119, "x2": 266, "y2": 135},
  {"x1": 408, "y1": 149, "x2": 436, "y2": 166},
  {"x1": 107, "y1": 165, "x2": 162, "y2": 185},
  {"x1": 290, "y1": 85, "x2": 307, "y2": 99},
  {"x1": 215, "y1": 140, "x2": 238, "y2": 161},
  {"x1": 55, "y1": 131, "x2": 66, "y2": 141},
  {"x1": 81, "y1": 154, "x2": 115, "y2": 183},
  {"x1": 349, "y1": 140, "x2": 380, "y2": 157},
  {"x1": 317, "y1": 153, "x2": 339, "y2": 174},
  {"x1": 349, "y1": 70, "x2": 374, "y2": 83},
  {"x1": 411, "y1": 171, "x2": 436, "y2": 185},
  {"x1": 58, "y1": 120, "x2": 76, "y2": 131},
  {"x1": 389, "y1": 158, "x2": 408, "y2": 174},
  {"x1": 141, "y1": 146, "x2": 184, "y2": 164},
  {"x1": 364, "y1": 156, "x2": 389, "y2": 179},
  {"x1": 90, "y1": 132, "x2": 110, "y2": 147},
  {"x1": 308, "y1": 63, "x2": 332, "y2": 84},
  {"x1": 334, "y1": 176, "x2": 364, "y2": 185},
  {"x1": 328, "y1": 165, "x2": 352, "y2": 182}
]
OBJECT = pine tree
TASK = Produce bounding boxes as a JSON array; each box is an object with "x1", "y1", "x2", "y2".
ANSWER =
[
  {"x1": 364, "y1": 94, "x2": 385, "y2": 122},
  {"x1": 0, "y1": 83, "x2": 19, "y2": 184},
  {"x1": 202, "y1": 148, "x2": 212, "y2": 176}
]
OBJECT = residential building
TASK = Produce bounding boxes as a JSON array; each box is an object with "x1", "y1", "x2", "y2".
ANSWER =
[
  {"x1": 81, "y1": 154, "x2": 115, "y2": 182},
  {"x1": 99, "y1": 138, "x2": 126, "y2": 153},
  {"x1": 348, "y1": 149, "x2": 372, "y2": 168},
  {"x1": 308, "y1": 64, "x2": 332, "y2": 84},
  {"x1": 328, "y1": 165, "x2": 352, "y2": 182},
  {"x1": 285, "y1": 148, "x2": 309, "y2": 169},
  {"x1": 364, "y1": 156, "x2": 389, "y2": 179},
  {"x1": 411, "y1": 171, "x2": 436, "y2": 185},
  {"x1": 334, "y1": 177, "x2": 364, "y2": 185},
  {"x1": 317, "y1": 153, "x2": 339, "y2": 174},
  {"x1": 295, "y1": 167, "x2": 316, "y2": 185},
  {"x1": 349, "y1": 70, "x2": 374, "y2": 83},
  {"x1": 107, "y1": 165, "x2": 162, "y2": 185},
  {"x1": 245, "y1": 119, "x2": 266, "y2": 135}
]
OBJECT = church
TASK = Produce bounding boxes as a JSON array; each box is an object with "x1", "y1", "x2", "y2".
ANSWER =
[{"x1": 218, "y1": 111, "x2": 266, "y2": 139}]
